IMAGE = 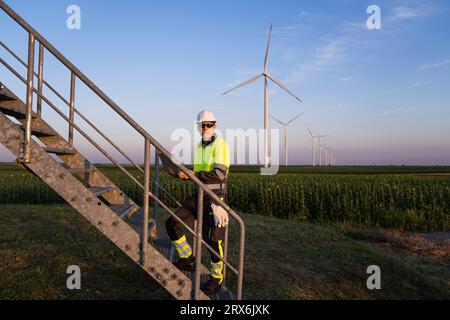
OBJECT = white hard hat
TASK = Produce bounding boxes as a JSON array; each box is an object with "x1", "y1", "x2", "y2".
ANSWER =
[{"x1": 196, "y1": 110, "x2": 216, "y2": 124}]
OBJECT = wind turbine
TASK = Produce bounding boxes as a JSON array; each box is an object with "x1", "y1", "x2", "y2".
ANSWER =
[
  {"x1": 269, "y1": 112, "x2": 304, "y2": 166},
  {"x1": 319, "y1": 143, "x2": 326, "y2": 166},
  {"x1": 305, "y1": 124, "x2": 328, "y2": 166},
  {"x1": 322, "y1": 144, "x2": 331, "y2": 166},
  {"x1": 325, "y1": 146, "x2": 335, "y2": 166},
  {"x1": 222, "y1": 24, "x2": 302, "y2": 168},
  {"x1": 318, "y1": 137, "x2": 327, "y2": 166}
]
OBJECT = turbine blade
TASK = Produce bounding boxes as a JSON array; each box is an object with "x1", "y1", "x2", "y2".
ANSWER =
[
  {"x1": 304, "y1": 124, "x2": 313, "y2": 137},
  {"x1": 222, "y1": 74, "x2": 263, "y2": 95},
  {"x1": 269, "y1": 115, "x2": 285, "y2": 125},
  {"x1": 287, "y1": 112, "x2": 304, "y2": 125},
  {"x1": 266, "y1": 73, "x2": 302, "y2": 102},
  {"x1": 264, "y1": 24, "x2": 273, "y2": 73}
]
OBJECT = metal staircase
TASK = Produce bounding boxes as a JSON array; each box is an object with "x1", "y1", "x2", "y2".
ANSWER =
[{"x1": 0, "y1": 0, "x2": 244, "y2": 300}]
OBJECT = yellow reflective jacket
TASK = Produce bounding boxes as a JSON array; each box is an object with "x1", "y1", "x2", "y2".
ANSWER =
[{"x1": 193, "y1": 136, "x2": 230, "y2": 195}]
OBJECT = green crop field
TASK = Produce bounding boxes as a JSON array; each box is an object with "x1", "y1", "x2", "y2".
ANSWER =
[{"x1": 1, "y1": 164, "x2": 449, "y2": 232}]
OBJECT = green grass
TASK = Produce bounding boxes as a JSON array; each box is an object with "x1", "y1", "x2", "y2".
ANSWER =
[
  {"x1": 2, "y1": 164, "x2": 449, "y2": 231},
  {"x1": 226, "y1": 215, "x2": 450, "y2": 299},
  {"x1": 0, "y1": 205, "x2": 448, "y2": 300},
  {"x1": 0, "y1": 205, "x2": 171, "y2": 300}
]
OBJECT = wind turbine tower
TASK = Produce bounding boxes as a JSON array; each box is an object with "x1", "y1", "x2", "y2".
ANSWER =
[
  {"x1": 269, "y1": 113, "x2": 304, "y2": 166},
  {"x1": 318, "y1": 135, "x2": 329, "y2": 166},
  {"x1": 305, "y1": 124, "x2": 327, "y2": 166}
]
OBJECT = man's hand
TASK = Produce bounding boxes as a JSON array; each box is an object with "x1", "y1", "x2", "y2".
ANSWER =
[
  {"x1": 211, "y1": 203, "x2": 229, "y2": 228},
  {"x1": 178, "y1": 170, "x2": 194, "y2": 180}
]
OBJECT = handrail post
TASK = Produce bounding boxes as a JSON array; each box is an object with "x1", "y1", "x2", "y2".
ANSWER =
[
  {"x1": 237, "y1": 226, "x2": 245, "y2": 300},
  {"x1": 36, "y1": 42, "x2": 44, "y2": 118},
  {"x1": 193, "y1": 221, "x2": 197, "y2": 257},
  {"x1": 194, "y1": 188, "x2": 204, "y2": 300},
  {"x1": 23, "y1": 32, "x2": 35, "y2": 163},
  {"x1": 222, "y1": 224, "x2": 229, "y2": 285},
  {"x1": 69, "y1": 72, "x2": 76, "y2": 146},
  {"x1": 141, "y1": 139, "x2": 151, "y2": 265},
  {"x1": 153, "y1": 150, "x2": 160, "y2": 239}
]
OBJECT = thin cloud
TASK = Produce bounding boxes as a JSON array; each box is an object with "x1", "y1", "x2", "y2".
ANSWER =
[
  {"x1": 272, "y1": 11, "x2": 330, "y2": 37},
  {"x1": 387, "y1": 1, "x2": 439, "y2": 23},
  {"x1": 405, "y1": 82, "x2": 428, "y2": 88},
  {"x1": 340, "y1": 76, "x2": 352, "y2": 81},
  {"x1": 281, "y1": 49, "x2": 296, "y2": 63},
  {"x1": 284, "y1": 38, "x2": 345, "y2": 84},
  {"x1": 417, "y1": 59, "x2": 450, "y2": 71},
  {"x1": 384, "y1": 107, "x2": 406, "y2": 115}
]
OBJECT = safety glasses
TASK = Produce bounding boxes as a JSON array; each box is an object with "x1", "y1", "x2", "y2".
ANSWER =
[{"x1": 199, "y1": 122, "x2": 216, "y2": 129}]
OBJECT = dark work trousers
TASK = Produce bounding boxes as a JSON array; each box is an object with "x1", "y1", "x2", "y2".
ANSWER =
[{"x1": 165, "y1": 193, "x2": 225, "y2": 263}]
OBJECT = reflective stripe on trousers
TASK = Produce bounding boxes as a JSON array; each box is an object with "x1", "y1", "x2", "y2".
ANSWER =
[
  {"x1": 172, "y1": 235, "x2": 192, "y2": 259},
  {"x1": 210, "y1": 240, "x2": 224, "y2": 284}
]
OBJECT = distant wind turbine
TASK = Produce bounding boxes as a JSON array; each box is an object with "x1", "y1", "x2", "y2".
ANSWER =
[
  {"x1": 330, "y1": 147, "x2": 336, "y2": 166},
  {"x1": 222, "y1": 24, "x2": 302, "y2": 168},
  {"x1": 319, "y1": 144, "x2": 327, "y2": 166},
  {"x1": 325, "y1": 146, "x2": 336, "y2": 166},
  {"x1": 318, "y1": 135, "x2": 329, "y2": 166},
  {"x1": 305, "y1": 124, "x2": 328, "y2": 166},
  {"x1": 325, "y1": 145, "x2": 331, "y2": 166},
  {"x1": 269, "y1": 112, "x2": 304, "y2": 166},
  {"x1": 321, "y1": 144, "x2": 331, "y2": 166}
]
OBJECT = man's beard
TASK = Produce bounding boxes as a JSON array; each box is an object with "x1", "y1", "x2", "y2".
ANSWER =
[{"x1": 202, "y1": 131, "x2": 214, "y2": 141}]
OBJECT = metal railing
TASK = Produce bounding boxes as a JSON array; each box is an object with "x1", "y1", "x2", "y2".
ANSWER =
[{"x1": 0, "y1": 0, "x2": 245, "y2": 300}]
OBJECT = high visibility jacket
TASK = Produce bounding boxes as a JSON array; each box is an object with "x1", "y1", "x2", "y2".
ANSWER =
[{"x1": 194, "y1": 135, "x2": 230, "y2": 196}]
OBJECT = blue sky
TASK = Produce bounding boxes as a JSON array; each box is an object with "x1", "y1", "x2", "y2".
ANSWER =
[{"x1": 1, "y1": 0, "x2": 450, "y2": 165}]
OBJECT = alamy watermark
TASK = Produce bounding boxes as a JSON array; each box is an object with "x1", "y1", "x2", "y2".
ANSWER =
[
  {"x1": 66, "y1": 265, "x2": 81, "y2": 290},
  {"x1": 367, "y1": 5, "x2": 382, "y2": 30},
  {"x1": 366, "y1": 265, "x2": 381, "y2": 290},
  {"x1": 66, "y1": 5, "x2": 81, "y2": 30},
  {"x1": 171, "y1": 125, "x2": 280, "y2": 175}
]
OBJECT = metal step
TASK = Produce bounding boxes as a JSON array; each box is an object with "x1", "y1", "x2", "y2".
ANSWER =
[
  {"x1": 89, "y1": 186, "x2": 114, "y2": 197},
  {"x1": 110, "y1": 204, "x2": 137, "y2": 219},
  {"x1": 128, "y1": 209, "x2": 158, "y2": 238},
  {"x1": 0, "y1": 103, "x2": 37, "y2": 119},
  {"x1": 43, "y1": 147, "x2": 77, "y2": 155},
  {"x1": 129, "y1": 209, "x2": 144, "y2": 233},
  {"x1": 153, "y1": 237, "x2": 236, "y2": 300},
  {"x1": 66, "y1": 167, "x2": 93, "y2": 174},
  {"x1": 0, "y1": 92, "x2": 14, "y2": 101},
  {"x1": 151, "y1": 238, "x2": 175, "y2": 262},
  {"x1": 19, "y1": 124, "x2": 56, "y2": 137}
]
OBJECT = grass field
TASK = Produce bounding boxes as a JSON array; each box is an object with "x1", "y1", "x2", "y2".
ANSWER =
[
  {"x1": 1, "y1": 164, "x2": 449, "y2": 232},
  {"x1": 0, "y1": 205, "x2": 449, "y2": 300}
]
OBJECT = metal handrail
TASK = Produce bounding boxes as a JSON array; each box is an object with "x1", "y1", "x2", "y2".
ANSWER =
[
  {"x1": 0, "y1": 54, "x2": 240, "y2": 277},
  {"x1": 0, "y1": 40, "x2": 182, "y2": 208},
  {"x1": 1, "y1": 54, "x2": 239, "y2": 278},
  {"x1": 0, "y1": 0, "x2": 245, "y2": 299}
]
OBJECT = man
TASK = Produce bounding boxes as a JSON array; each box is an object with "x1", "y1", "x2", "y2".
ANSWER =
[{"x1": 165, "y1": 110, "x2": 230, "y2": 296}]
